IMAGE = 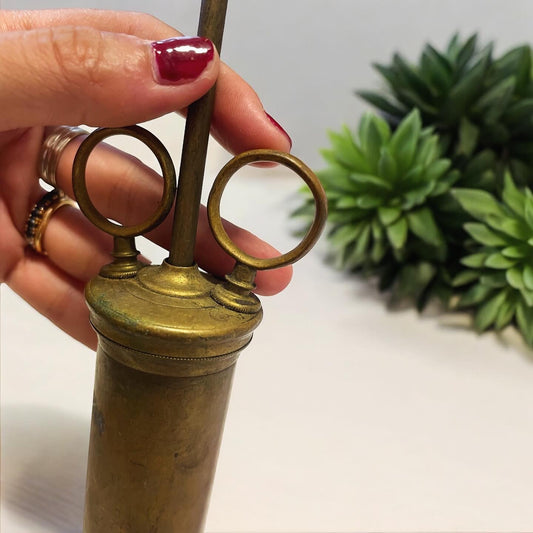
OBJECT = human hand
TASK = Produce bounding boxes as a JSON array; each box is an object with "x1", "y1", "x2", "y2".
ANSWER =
[{"x1": 0, "y1": 9, "x2": 293, "y2": 349}]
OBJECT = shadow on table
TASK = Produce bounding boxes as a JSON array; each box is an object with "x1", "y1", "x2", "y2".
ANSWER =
[{"x1": 1, "y1": 405, "x2": 88, "y2": 533}]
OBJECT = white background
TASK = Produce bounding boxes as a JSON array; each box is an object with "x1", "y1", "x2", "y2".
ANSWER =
[{"x1": 2, "y1": 1, "x2": 533, "y2": 532}]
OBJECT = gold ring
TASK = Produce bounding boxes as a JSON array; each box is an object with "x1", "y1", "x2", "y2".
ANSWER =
[
  {"x1": 39, "y1": 126, "x2": 88, "y2": 187},
  {"x1": 25, "y1": 189, "x2": 76, "y2": 255}
]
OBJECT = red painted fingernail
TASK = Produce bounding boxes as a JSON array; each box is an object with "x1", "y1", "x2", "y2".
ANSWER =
[
  {"x1": 152, "y1": 36, "x2": 214, "y2": 84},
  {"x1": 265, "y1": 112, "x2": 292, "y2": 149}
]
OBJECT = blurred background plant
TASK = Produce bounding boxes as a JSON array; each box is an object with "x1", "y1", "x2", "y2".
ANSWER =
[{"x1": 296, "y1": 33, "x2": 533, "y2": 345}]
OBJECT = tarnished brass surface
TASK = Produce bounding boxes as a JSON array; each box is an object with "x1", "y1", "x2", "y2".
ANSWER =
[
  {"x1": 84, "y1": 346, "x2": 236, "y2": 533},
  {"x1": 71, "y1": 0, "x2": 327, "y2": 531}
]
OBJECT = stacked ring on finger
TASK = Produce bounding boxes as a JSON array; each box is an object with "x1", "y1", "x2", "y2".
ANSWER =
[
  {"x1": 25, "y1": 189, "x2": 77, "y2": 255},
  {"x1": 39, "y1": 126, "x2": 88, "y2": 187}
]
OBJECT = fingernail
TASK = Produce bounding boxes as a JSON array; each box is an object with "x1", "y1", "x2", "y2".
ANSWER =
[
  {"x1": 151, "y1": 36, "x2": 214, "y2": 84},
  {"x1": 265, "y1": 112, "x2": 293, "y2": 149}
]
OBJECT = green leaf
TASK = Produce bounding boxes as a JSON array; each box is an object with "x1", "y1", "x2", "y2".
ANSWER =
[
  {"x1": 474, "y1": 289, "x2": 508, "y2": 331},
  {"x1": 456, "y1": 282, "x2": 494, "y2": 308},
  {"x1": 452, "y1": 188, "x2": 506, "y2": 221},
  {"x1": 336, "y1": 196, "x2": 366, "y2": 209},
  {"x1": 378, "y1": 206, "x2": 402, "y2": 226},
  {"x1": 414, "y1": 132, "x2": 439, "y2": 167},
  {"x1": 356, "y1": 194, "x2": 384, "y2": 209},
  {"x1": 494, "y1": 293, "x2": 517, "y2": 330},
  {"x1": 343, "y1": 224, "x2": 371, "y2": 269},
  {"x1": 455, "y1": 34, "x2": 479, "y2": 71},
  {"x1": 461, "y1": 253, "x2": 489, "y2": 268},
  {"x1": 359, "y1": 115, "x2": 386, "y2": 170},
  {"x1": 406, "y1": 207, "x2": 444, "y2": 246},
  {"x1": 392, "y1": 261, "x2": 436, "y2": 303},
  {"x1": 386, "y1": 217, "x2": 408, "y2": 250},
  {"x1": 473, "y1": 76, "x2": 516, "y2": 122},
  {"x1": 316, "y1": 165, "x2": 359, "y2": 195},
  {"x1": 356, "y1": 90, "x2": 406, "y2": 118},
  {"x1": 480, "y1": 272, "x2": 507, "y2": 288},
  {"x1": 486, "y1": 216, "x2": 532, "y2": 241},
  {"x1": 452, "y1": 269, "x2": 480, "y2": 287},
  {"x1": 504, "y1": 98, "x2": 533, "y2": 127},
  {"x1": 501, "y1": 245, "x2": 531, "y2": 259},
  {"x1": 421, "y1": 44, "x2": 452, "y2": 92},
  {"x1": 329, "y1": 222, "x2": 366, "y2": 247},
  {"x1": 371, "y1": 217, "x2": 383, "y2": 240},
  {"x1": 523, "y1": 264, "x2": 533, "y2": 291},
  {"x1": 370, "y1": 238, "x2": 388, "y2": 264},
  {"x1": 491, "y1": 45, "x2": 531, "y2": 94},
  {"x1": 401, "y1": 181, "x2": 435, "y2": 209},
  {"x1": 424, "y1": 159, "x2": 452, "y2": 183},
  {"x1": 519, "y1": 289, "x2": 533, "y2": 308},
  {"x1": 456, "y1": 117, "x2": 479, "y2": 156},
  {"x1": 326, "y1": 128, "x2": 370, "y2": 173},
  {"x1": 348, "y1": 172, "x2": 393, "y2": 191},
  {"x1": 516, "y1": 300, "x2": 533, "y2": 346},
  {"x1": 377, "y1": 147, "x2": 398, "y2": 181},
  {"x1": 524, "y1": 197, "x2": 533, "y2": 229},
  {"x1": 392, "y1": 53, "x2": 434, "y2": 100},
  {"x1": 373, "y1": 62, "x2": 399, "y2": 88},
  {"x1": 463, "y1": 222, "x2": 507, "y2": 246},
  {"x1": 484, "y1": 252, "x2": 517, "y2": 269},
  {"x1": 430, "y1": 170, "x2": 461, "y2": 197},
  {"x1": 390, "y1": 110, "x2": 422, "y2": 172},
  {"x1": 507, "y1": 267, "x2": 526, "y2": 290},
  {"x1": 446, "y1": 33, "x2": 462, "y2": 61},
  {"x1": 502, "y1": 172, "x2": 526, "y2": 217},
  {"x1": 445, "y1": 44, "x2": 492, "y2": 122},
  {"x1": 328, "y1": 210, "x2": 365, "y2": 225}
]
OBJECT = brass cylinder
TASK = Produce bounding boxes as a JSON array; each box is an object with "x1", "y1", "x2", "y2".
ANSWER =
[
  {"x1": 82, "y1": 262, "x2": 262, "y2": 532},
  {"x1": 84, "y1": 344, "x2": 235, "y2": 532}
]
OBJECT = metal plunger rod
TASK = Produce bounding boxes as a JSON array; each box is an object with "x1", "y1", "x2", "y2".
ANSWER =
[{"x1": 168, "y1": 0, "x2": 229, "y2": 266}]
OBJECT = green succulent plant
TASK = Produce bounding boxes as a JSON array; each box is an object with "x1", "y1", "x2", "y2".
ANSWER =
[
  {"x1": 452, "y1": 174, "x2": 533, "y2": 344},
  {"x1": 358, "y1": 34, "x2": 533, "y2": 186},
  {"x1": 295, "y1": 109, "x2": 461, "y2": 305},
  {"x1": 295, "y1": 31, "x2": 533, "y2": 348}
]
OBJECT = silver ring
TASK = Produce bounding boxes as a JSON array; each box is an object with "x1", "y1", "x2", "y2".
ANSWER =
[{"x1": 39, "y1": 126, "x2": 88, "y2": 187}]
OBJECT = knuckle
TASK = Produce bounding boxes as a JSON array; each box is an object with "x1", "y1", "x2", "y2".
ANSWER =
[{"x1": 48, "y1": 26, "x2": 107, "y2": 88}]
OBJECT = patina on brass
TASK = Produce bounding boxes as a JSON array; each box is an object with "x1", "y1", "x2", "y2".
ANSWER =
[{"x1": 71, "y1": 1, "x2": 327, "y2": 531}]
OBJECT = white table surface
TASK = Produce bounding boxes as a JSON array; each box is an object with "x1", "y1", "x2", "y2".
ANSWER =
[{"x1": 2, "y1": 116, "x2": 533, "y2": 533}]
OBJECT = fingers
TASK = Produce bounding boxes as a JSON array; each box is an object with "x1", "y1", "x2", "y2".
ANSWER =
[
  {"x1": 7, "y1": 250, "x2": 97, "y2": 349},
  {"x1": 211, "y1": 64, "x2": 293, "y2": 154},
  {"x1": 0, "y1": 27, "x2": 219, "y2": 131},
  {"x1": 1, "y1": 9, "x2": 179, "y2": 40},
  {"x1": 0, "y1": 9, "x2": 292, "y2": 154}
]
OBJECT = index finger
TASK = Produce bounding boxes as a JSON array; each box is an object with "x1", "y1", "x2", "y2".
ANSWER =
[{"x1": 1, "y1": 9, "x2": 292, "y2": 155}]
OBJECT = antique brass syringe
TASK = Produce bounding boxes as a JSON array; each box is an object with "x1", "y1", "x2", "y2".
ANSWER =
[{"x1": 72, "y1": 1, "x2": 327, "y2": 531}]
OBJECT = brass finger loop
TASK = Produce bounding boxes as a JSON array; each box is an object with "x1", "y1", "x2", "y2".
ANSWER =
[
  {"x1": 72, "y1": 125, "x2": 176, "y2": 239},
  {"x1": 207, "y1": 149, "x2": 328, "y2": 271},
  {"x1": 39, "y1": 126, "x2": 88, "y2": 187},
  {"x1": 24, "y1": 188, "x2": 76, "y2": 255}
]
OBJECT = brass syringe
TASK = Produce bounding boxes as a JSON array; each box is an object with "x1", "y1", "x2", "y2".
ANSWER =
[{"x1": 72, "y1": 1, "x2": 326, "y2": 531}]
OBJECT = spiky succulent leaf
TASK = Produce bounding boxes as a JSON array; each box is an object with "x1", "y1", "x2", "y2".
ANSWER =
[{"x1": 358, "y1": 34, "x2": 533, "y2": 186}]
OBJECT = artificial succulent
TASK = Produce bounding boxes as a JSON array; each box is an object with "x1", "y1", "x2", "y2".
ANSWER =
[
  {"x1": 297, "y1": 32, "x2": 533, "y2": 347},
  {"x1": 358, "y1": 34, "x2": 533, "y2": 187},
  {"x1": 452, "y1": 174, "x2": 533, "y2": 344},
  {"x1": 294, "y1": 109, "x2": 460, "y2": 305}
]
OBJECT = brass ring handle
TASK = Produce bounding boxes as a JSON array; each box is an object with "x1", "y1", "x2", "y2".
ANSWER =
[
  {"x1": 207, "y1": 149, "x2": 328, "y2": 270},
  {"x1": 72, "y1": 125, "x2": 176, "y2": 238}
]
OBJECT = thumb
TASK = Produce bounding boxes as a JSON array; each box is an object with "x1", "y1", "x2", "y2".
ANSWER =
[{"x1": 0, "y1": 26, "x2": 219, "y2": 130}]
